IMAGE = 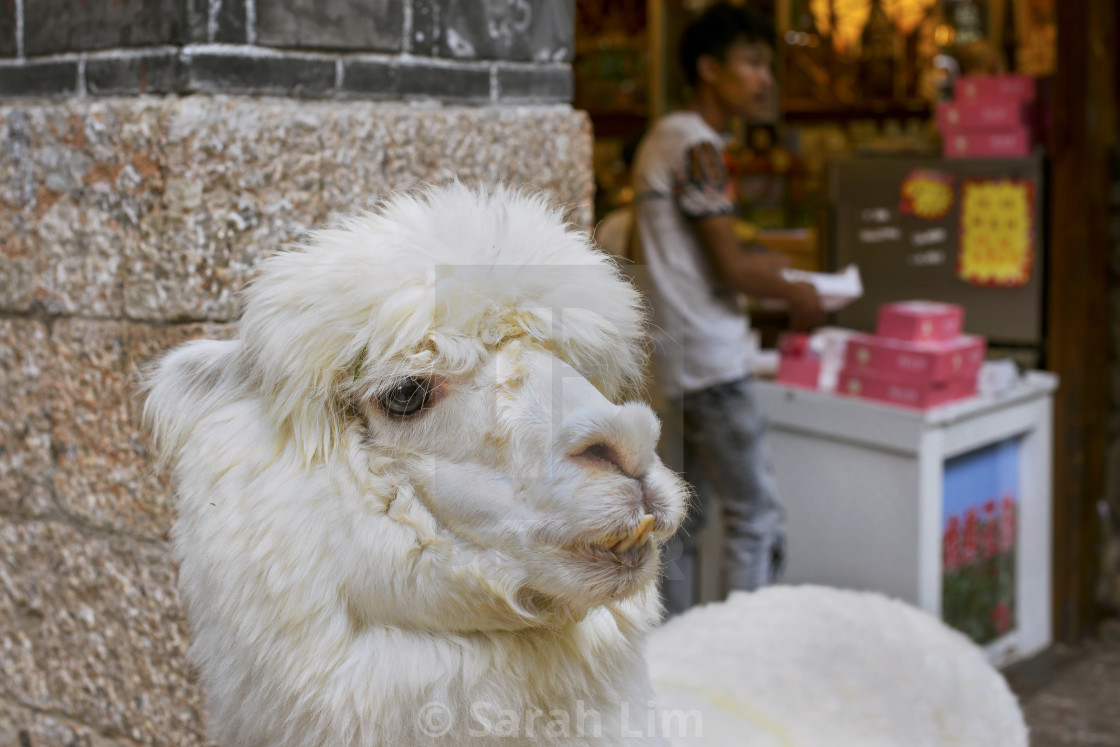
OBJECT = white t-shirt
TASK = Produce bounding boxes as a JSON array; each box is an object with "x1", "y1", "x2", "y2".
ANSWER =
[{"x1": 631, "y1": 111, "x2": 752, "y2": 399}]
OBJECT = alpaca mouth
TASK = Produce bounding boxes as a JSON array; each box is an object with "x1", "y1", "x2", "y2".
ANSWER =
[
  {"x1": 564, "y1": 514, "x2": 656, "y2": 569},
  {"x1": 590, "y1": 514, "x2": 655, "y2": 554},
  {"x1": 578, "y1": 539, "x2": 653, "y2": 570}
]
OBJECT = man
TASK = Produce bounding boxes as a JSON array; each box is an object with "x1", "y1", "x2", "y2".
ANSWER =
[{"x1": 631, "y1": 2, "x2": 824, "y2": 615}]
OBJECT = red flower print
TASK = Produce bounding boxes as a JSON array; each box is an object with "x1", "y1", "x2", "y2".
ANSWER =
[
  {"x1": 982, "y1": 515, "x2": 1000, "y2": 560},
  {"x1": 962, "y1": 507, "x2": 980, "y2": 565},
  {"x1": 943, "y1": 515, "x2": 962, "y2": 573},
  {"x1": 990, "y1": 602, "x2": 1013, "y2": 635}
]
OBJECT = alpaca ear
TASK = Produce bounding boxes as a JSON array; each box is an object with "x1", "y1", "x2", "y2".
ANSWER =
[
  {"x1": 142, "y1": 338, "x2": 246, "y2": 468},
  {"x1": 239, "y1": 315, "x2": 359, "y2": 466}
]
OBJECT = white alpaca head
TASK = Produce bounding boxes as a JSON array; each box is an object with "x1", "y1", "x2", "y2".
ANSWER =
[{"x1": 145, "y1": 184, "x2": 688, "y2": 660}]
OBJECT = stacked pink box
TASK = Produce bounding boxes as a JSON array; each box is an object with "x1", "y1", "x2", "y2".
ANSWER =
[
  {"x1": 937, "y1": 74, "x2": 1037, "y2": 159},
  {"x1": 838, "y1": 301, "x2": 986, "y2": 410},
  {"x1": 775, "y1": 332, "x2": 821, "y2": 389}
]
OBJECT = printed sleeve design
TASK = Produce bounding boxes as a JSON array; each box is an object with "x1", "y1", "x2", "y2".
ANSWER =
[{"x1": 675, "y1": 141, "x2": 735, "y2": 219}]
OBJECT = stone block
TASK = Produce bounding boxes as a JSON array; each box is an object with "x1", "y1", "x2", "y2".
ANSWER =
[
  {"x1": 0, "y1": 518, "x2": 205, "y2": 745},
  {"x1": 0, "y1": 100, "x2": 167, "y2": 316},
  {"x1": 0, "y1": 320, "x2": 53, "y2": 518},
  {"x1": 440, "y1": 0, "x2": 574, "y2": 62},
  {"x1": 182, "y1": 0, "x2": 211, "y2": 43},
  {"x1": 0, "y1": 699, "x2": 128, "y2": 747},
  {"x1": 86, "y1": 51, "x2": 186, "y2": 96},
  {"x1": 381, "y1": 107, "x2": 593, "y2": 226},
  {"x1": 214, "y1": 0, "x2": 249, "y2": 44},
  {"x1": 49, "y1": 319, "x2": 234, "y2": 539},
  {"x1": 125, "y1": 97, "x2": 332, "y2": 321},
  {"x1": 0, "y1": 61, "x2": 79, "y2": 98},
  {"x1": 0, "y1": 2, "x2": 16, "y2": 58},
  {"x1": 0, "y1": 109, "x2": 37, "y2": 312},
  {"x1": 24, "y1": 0, "x2": 183, "y2": 55},
  {"x1": 255, "y1": 0, "x2": 404, "y2": 52},
  {"x1": 183, "y1": 52, "x2": 336, "y2": 96},
  {"x1": 340, "y1": 59, "x2": 399, "y2": 98},
  {"x1": 411, "y1": 0, "x2": 442, "y2": 56},
  {"x1": 314, "y1": 102, "x2": 394, "y2": 215},
  {"x1": 4, "y1": 98, "x2": 592, "y2": 323},
  {"x1": 397, "y1": 61, "x2": 490, "y2": 101},
  {"x1": 496, "y1": 65, "x2": 572, "y2": 102}
]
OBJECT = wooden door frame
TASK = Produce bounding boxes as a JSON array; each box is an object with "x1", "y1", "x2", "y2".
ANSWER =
[{"x1": 1048, "y1": 0, "x2": 1118, "y2": 642}]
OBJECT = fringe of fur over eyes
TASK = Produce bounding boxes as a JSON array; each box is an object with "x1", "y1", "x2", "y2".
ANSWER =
[{"x1": 144, "y1": 183, "x2": 649, "y2": 470}]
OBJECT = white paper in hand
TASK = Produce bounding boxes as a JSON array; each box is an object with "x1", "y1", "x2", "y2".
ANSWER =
[{"x1": 759, "y1": 264, "x2": 863, "y2": 312}]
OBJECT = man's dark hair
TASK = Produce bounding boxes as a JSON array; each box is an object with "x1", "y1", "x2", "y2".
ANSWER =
[{"x1": 678, "y1": 3, "x2": 776, "y2": 87}]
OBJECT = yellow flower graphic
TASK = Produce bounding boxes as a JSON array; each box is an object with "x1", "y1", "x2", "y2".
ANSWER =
[
  {"x1": 958, "y1": 181, "x2": 1034, "y2": 287},
  {"x1": 903, "y1": 176, "x2": 954, "y2": 219}
]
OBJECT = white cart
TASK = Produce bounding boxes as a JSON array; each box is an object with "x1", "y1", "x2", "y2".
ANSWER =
[{"x1": 701, "y1": 372, "x2": 1056, "y2": 667}]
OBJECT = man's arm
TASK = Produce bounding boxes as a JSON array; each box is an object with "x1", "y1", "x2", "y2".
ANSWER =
[{"x1": 695, "y1": 213, "x2": 825, "y2": 331}]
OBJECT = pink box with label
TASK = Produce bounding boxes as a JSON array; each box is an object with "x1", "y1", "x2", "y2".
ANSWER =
[
  {"x1": 936, "y1": 100, "x2": 1030, "y2": 131},
  {"x1": 875, "y1": 301, "x2": 964, "y2": 342},
  {"x1": 837, "y1": 367, "x2": 978, "y2": 410},
  {"x1": 942, "y1": 127, "x2": 1032, "y2": 159},
  {"x1": 953, "y1": 74, "x2": 1037, "y2": 103},
  {"x1": 776, "y1": 332, "x2": 820, "y2": 389},
  {"x1": 844, "y1": 333, "x2": 987, "y2": 383},
  {"x1": 777, "y1": 356, "x2": 821, "y2": 389}
]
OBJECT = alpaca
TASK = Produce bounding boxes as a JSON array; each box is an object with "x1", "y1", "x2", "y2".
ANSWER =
[
  {"x1": 144, "y1": 183, "x2": 1026, "y2": 746},
  {"x1": 648, "y1": 587, "x2": 1028, "y2": 745}
]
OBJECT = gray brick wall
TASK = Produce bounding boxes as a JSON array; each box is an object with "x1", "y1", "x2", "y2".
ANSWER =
[{"x1": 0, "y1": 0, "x2": 574, "y2": 103}]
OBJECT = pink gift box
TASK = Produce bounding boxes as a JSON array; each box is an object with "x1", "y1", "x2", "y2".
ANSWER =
[
  {"x1": 875, "y1": 301, "x2": 964, "y2": 342},
  {"x1": 936, "y1": 100, "x2": 1030, "y2": 131},
  {"x1": 953, "y1": 74, "x2": 1037, "y2": 103},
  {"x1": 777, "y1": 356, "x2": 821, "y2": 389},
  {"x1": 776, "y1": 332, "x2": 820, "y2": 389},
  {"x1": 844, "y1": 333, "x2": 987, "y2": 383},
  {"x1": 942, "y1": 127, "x2": 1032, "y2": 159},
  {"x1": 837, "y1": 367, "x2": 978, "y2": 410}
]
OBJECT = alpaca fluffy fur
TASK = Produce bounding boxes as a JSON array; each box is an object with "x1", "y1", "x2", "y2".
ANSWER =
[
  {"x1": 145, "y1": 184, "x2": 689, "y2": 745},
  {"x1": 648, "y1": 587, "x2": 1028, "y2": 746},
  {"x1": 145, "y1": 183, "x2": 1026, "y2": 746}
]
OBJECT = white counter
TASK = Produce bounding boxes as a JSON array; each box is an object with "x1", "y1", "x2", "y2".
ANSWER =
[{"x1": 721, "y1": 373, "x2": 1056, "y2": 666}]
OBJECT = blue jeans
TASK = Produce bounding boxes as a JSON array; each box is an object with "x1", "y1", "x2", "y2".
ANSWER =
[{"x1": 659, "y1": 377, "x2": 786, "y2": 616}]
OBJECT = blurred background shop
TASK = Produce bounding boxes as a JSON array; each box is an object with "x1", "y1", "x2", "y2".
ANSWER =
[{"x1": 573, "y1": 0, "x2": 1118, "y2": 653}]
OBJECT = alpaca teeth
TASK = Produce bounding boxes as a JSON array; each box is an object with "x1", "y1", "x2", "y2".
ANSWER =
[{"x1": 610, "y1": 515, "x2": 655, "y2": 553}]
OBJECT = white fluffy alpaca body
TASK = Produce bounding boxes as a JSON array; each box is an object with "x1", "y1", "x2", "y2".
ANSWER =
[
  {"x1": 145, "y1": 184, "x2": 1026, "y2": 746},
  {"x1": 649, "y1": 587, "x2": 1028, "y2": 746}
]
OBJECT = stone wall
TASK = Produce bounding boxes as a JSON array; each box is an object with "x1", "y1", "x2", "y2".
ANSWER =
[
  {"x1": 0, "y1": 2, "x2": 591, "y2": 742},
  {"x1": 0, "y1": 0, "x2": 573, "y2": 102},
  {"x1": 0, "y1": 95, "x2": 591, "y2": 746}
]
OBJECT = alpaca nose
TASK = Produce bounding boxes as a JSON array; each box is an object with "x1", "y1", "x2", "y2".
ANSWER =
[
  {"x1": 572, "y1": 440, "x2": 633, "y2": 478},
  {"x1": 537, "y1": 351, "x2": 661, "y2": 479},
  {"x1": 561, "y1": 399, "x2": 660, "y2": 481}
]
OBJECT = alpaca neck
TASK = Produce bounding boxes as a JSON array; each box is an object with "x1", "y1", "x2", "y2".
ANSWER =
[{"x1": 372, "y1": 600, "x2": 661, "y2": 742}]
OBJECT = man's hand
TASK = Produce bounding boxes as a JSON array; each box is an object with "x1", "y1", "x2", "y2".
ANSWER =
[
  {"x1": 785, "y1": 280, "x2": 825, "y2": 331},
  {"x1": 693, "y1": 214, "x2": 826, "y2": 330},
  {"x1": 749, "y1": 248, "x2": 792, "y2": 276}
]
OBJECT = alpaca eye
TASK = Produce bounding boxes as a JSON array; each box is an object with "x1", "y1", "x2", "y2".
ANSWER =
[{"x1": 379, "y1": 377, "x2": 433, "y2": 417}]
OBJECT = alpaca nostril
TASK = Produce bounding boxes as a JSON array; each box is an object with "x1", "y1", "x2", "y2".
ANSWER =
[{"x1": 572, "y1": 442, "x2": 634, "y2": 478}]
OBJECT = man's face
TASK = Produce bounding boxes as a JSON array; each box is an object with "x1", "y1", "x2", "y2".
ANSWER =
[{"x1": 704, "y1": 40, "x2": 775, "y2": 119}]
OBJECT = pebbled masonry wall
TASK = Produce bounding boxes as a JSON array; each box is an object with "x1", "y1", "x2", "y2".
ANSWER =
[
  {"x1": 0, "y1": 3, "x2": 590, "y2": 742},
  {"x1": 0, "y1": 96, "x2": 591, "y2": 745}
]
